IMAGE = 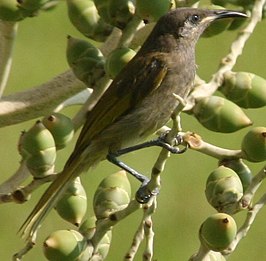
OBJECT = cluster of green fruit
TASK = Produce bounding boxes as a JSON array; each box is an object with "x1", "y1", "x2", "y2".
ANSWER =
[
  {"x1": 17, "y1": 113, "x2": 131, "y2": 260},
  {"x1": 195, "y1": 152, "x2": 265, "y2": 257},
  {"x1": 0, "y1": 0, "x2": 58, "y2": 21},
  {"x1": 43, "y1": 171, "x2": 131, "y2": 261},
  {"x1": 18, "y1": 113, "x2": 74, "y2": 178},
  {"x1": 18, "y1": 113, "x2": 132, "y2": 260}
]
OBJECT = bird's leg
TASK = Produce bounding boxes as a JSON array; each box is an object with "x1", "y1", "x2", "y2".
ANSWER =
[
  {"x1": 107, "y1": 132, "x2": 188, "y2": 203},
  {"x1": 111, "y1": 132, "x2": 188, "y2": 157},
  {"x1": 107, "y1": 153, "x2": 158, "y2": 203},
  {"x1": 107, "y1": 153, "x2": 149, "y2": 184}
]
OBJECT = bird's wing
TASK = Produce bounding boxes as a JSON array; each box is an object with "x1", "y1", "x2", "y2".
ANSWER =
[{"x1": 75, "y1": 52, "x2": 168, "y2": 153}]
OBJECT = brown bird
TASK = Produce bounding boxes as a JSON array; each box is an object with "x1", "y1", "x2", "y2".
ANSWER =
[{"x1": 20, "y1": 8, "x2": 247, "y2": 239}]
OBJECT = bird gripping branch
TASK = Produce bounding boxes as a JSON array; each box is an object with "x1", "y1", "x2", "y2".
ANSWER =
[{"x1": 19, "y1": 7, "x2": 247, "y2": 241}]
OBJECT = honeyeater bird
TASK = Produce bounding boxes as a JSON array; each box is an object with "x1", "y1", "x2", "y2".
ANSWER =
[{"x1": 20, "y1": 8, "x2": 247, "y2": 239}]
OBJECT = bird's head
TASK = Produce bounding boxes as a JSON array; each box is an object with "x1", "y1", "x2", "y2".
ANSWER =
[
  {"x1": 143, "y1": 8, "x2": 247, "y2": 52},
  {"x1": 177, "y1": 8, "x2": 246, "y2": 41},
  {"x1": 164, "y1": 8, "x2": 247, "y2": 42}
]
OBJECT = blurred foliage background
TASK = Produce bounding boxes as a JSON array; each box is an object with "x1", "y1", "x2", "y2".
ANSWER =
[{"x1": 0, "y1": 1, "x2": 265, "y2": 260}]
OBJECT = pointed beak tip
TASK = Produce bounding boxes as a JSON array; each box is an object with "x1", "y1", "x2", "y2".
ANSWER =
[{"x1": 214, "y1": 10, "x2": 248, "y2": 20}]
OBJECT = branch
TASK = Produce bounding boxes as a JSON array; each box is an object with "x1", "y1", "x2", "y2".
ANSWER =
[
  {"x1": 90, "y1": 200, "x2": 141, "y2": 250},
  {"x1": 0, "y1": 70, "x2": 86, "y2": 127},
  {"x1": 0, "y1": 161, "x2": 29, "y2": 197},
  {"x1": 0, "y1": 24, "x2": 129, "y2": 129},
  {"x1": 124, "y1": 218, "x2": 145, "y2": 260},
  {"x1": 0, "y1": 21, "x2": 18, "y2": 97},
  {"x1": 240, "y1": 165, "x2": 266, "y2": 209},
  {"x1": 142, "y1": 202, "x2": 156, "y2": 261},
  {"x1": 124, "y1": 199, "x2": 156, "y2": 261}
]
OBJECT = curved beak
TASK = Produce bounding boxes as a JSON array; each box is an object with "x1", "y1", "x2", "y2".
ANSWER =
[{"x1": 214, "y1": 10, "x2": 248, "y2": 20}]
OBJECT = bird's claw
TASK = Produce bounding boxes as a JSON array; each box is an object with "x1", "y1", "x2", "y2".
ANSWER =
[
  {"x1": 157, "y1": 132, "x2": 188, "y2": 154},
  {"x1": 135, "y1": 183, "x2": 159, "y2": 204}
]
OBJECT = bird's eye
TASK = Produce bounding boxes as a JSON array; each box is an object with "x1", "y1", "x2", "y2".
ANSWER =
[{"x1": 190, "y1": 14, "x2": 200, "y2": 24}]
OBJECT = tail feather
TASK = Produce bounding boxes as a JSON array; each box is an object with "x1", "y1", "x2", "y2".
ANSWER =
[{"x1": 19, "y1": 163, "x2": 81, "y2": 240}]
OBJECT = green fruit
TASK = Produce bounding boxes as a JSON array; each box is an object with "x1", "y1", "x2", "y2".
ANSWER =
[
  {"x1": 55, "y1": 177, "x2": 87, "y2": 226},
  {"x1": 93, "y1": 170, "x2": 131, "y2": 219},
  {"x1": 220, "y1": 159, "x2": 252, "y2": 192},
  {"x1": 18, "y1": 121, "x2": 56, "y2": 178},
  {"x1": 241, "y1": 127, "x2": 266, "y2": 162},
  {"x1": 79, "y1": 216, "x2": 97, "y2": 239},
  {"x1": 66, "y1": 0, "x2": 112, "y2": 42},
  {"x1": 43, "y1": 230, "x2": 86, "y2": 261},
  {"x1": 0, "y1": 0, "x2": 24, "y2": 21},
  {"x1": 17, "y1": 0, "x2": 50, "y2": 17},
  {"x1": 205, "y1": 166, "x2": 243, "y2": 214},
  {"x1": 94, "y1": 0, "x2": 135, "y2": 29},
  {"x1": 199, "y1": 213, "x2": 237, "y2": 252},
  {"x1": 42, "y1": 113, "x2": 74, "y2": 150},
  {"x1": 193, "y1": 96, "x2": 252, "y2": 133},
  {"x1": 220, "y1": 71, "x2": 266, "y2": 108},
  {"x1": 136, "y1": 0, "x2": 173, "y2": 22},
  {"x1": 66, "y1": 36, "x2": 105, "y2": 86},
  {"x1": 79, "y1": 218, "x2": 112, "y2": 259},
  {"x1": 105, "y1": 47, "x2": 136, "y2": 79},
  {"x1": 18, "y1": 0, "x2": 49, "y2": 11},
  {"x1": 97, "y1": 230, "x2": 112, "y2": 259}
]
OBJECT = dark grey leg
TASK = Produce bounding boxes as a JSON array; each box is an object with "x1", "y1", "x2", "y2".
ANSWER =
[{"x1": 107, "y1": 133, "x2": 188, "y2": 203}]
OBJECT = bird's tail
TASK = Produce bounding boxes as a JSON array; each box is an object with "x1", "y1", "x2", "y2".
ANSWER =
[{"x1": 19, "y1": 157, "x2": 84, "y2": 240}]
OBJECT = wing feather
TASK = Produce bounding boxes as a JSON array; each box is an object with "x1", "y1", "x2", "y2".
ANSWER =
[{"x1": 74, "y1": 53, "x2": 168, "y2": 153}]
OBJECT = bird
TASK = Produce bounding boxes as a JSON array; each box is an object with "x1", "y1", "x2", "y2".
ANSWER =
[{"x1": 20, "y1": 8, "x2": 247, "y2": 239}]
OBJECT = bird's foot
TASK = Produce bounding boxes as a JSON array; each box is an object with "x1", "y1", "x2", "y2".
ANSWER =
[
  {"x1": 135, "y1": 180, "x2": 159, "y2": 204},
  {"x1": 107, "y1": 132, "x2": 187, "y2": 203},
  {"x1": 156, "y1": 132, "x2": 188, "y2": 154}
]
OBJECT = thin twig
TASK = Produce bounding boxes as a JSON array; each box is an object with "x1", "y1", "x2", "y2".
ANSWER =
[
  {"x1": 119, "y1": 16, "x2": 144, "y2": 48},
  {"x1": 184, "y1": 132, "x2": 243, "y2": 160},
  {"x1": 240, "y1": 165, "x2": 266, "y2": 209},
  {"x1": 124, "y1": 199, "x2": 157, "y2": 261},
  {"x1": 142, "y1": 201, "x2": 156, "y2": 261},
  {"x1": 90, "y1": 200, "x2": 141, "y2": 250},
  {"x1": 0, "y1": 161, "x2": 29, "y2": 196},
  {"x1": 0, "y1": 21, "x2": 18, "y2": 97},
  {"x1": 124, "y1": 219, "x2": 145, "y2": 260}
]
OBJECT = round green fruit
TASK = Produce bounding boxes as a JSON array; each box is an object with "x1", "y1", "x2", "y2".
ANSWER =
[
  {"x1": 43, "y1": 230, "x2": 86, "y2": 261},
  {"x1": 0, "y1": 0, "x2": 23, "y2": 21},
  {"x1": 205, "y1": 166, "x2": 243, "y2": 213},
  {"x1": 241, "y1": 127, "x2": 266, "y2": 162},
  {"x1": 199, "y1": 213, "x2": 237, "y2": 252},
  {"x1": 105, "y1": 47, "x2": 136, "y2": 79},
  {"x1": 136, "y1": 0, "x2": 173, "y2": 22},
  {"x1": 42, "y1": 113, "x2": 74, "y2": 150}
]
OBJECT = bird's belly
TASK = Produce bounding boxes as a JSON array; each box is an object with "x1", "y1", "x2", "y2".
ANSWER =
[{"x1": 103, "y1": 91, "x2": 180, "y2": 152}]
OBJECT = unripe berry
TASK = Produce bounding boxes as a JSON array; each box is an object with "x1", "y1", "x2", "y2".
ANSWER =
[{"x1": 199, "y1": 213, "x2": 237, "y2": 252}]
